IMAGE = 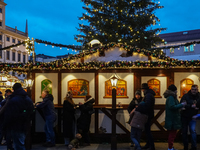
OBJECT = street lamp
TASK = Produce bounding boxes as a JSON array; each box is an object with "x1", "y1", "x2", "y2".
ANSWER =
[
  {"x1": 109, "y1": 74, "x2": 120, "y2": 150},
  {"x1": 24, "y1": 79, "x2": 34, "y2": 89},
  {"x1": 109, "y1": 74, "x2": 120, "y2": 109}
]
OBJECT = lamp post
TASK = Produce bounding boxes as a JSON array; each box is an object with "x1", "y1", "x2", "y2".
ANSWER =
[{"x1": 109, "y1": 74, "x2": 120, "y2": 150}]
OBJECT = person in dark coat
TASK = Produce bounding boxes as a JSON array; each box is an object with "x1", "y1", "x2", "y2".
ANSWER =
[
  {"x1": 36, "y1": 90, "x2": 56, "y2": 147},
  {"x1": 128, "y1": 90, "x2": 143, "y2": 147},
  {"x1": 128, "y1": 90, "x2": 143, "y2": 123},
  {"x1": 163, "y1": 84, "x2": 186, "y2": 150},
  {"x1": 139, "y1": 83, "x2": 155, "y2": 150},
  {"x1": 1, "y1": 83, "x2": 33, "y2": 150},
  {"x1": 180, "y1": 84, "x2": 200, "y2": 150},
  {"x1": 0, "y1": 89, "x2": 13, "y2": 150},
  {"x1": 63, "y1": 91, "x2": 76, "y2": 146},
  {"x1": 77, "y1": 95, "x2": 95, "y2": 146},
  {"x1": 0, "y1": 91, "x2": 3, "y2": 103}
]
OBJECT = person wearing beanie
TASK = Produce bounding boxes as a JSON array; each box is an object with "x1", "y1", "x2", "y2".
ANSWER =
[
  {"x1": 163, "y1": 84, "x2": 186, "y2": 150},
  {"x1": 139, "y1": 83, "x2": 155, "y2": 150},
  {"x1": 127, "y1": 90, "x2": 143, "y2": 147},
  {"x1": 180, "y1": 84, "x2": 200, "y2": 150},
  {"x1": 2, "y1": 83, "x2": 34, "y2": 150}
]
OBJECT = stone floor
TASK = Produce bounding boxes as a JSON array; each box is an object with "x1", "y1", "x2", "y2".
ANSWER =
[{"x1": 0, "y1": 142, "x2": 199, "y2": 150}]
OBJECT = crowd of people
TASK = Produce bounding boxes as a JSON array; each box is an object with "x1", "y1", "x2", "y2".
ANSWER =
[
  {"x1": 0, "y1": 82, "x2": 200, "y2": 150},
  {"x1": 128, "y1": 83, "x2": 200, "y2": 150}
]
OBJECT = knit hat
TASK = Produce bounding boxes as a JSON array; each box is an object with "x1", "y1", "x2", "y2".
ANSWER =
[
  {"x1": 168, "y1": 84, "x2": 177, "y2": 92},
  {"x1": 141, "y1": 83, "x2": 149, "y2": 89},
  {"x1": 13, "y1": 83, "x2": 22, "y2": 91},
  {"x1": 135, "y1": 90, "x2": 141, "y2": 96}
]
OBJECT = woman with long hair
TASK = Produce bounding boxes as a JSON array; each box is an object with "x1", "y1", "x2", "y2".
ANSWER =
[{"x1": 63, "y1": 91, "x2": 76, "y2": 146}]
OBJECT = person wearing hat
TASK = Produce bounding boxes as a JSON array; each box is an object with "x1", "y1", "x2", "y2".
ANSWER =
[
  {"x1": 138, "y1": 83, "x2": 155, "y2": 150},
  {"x1": 163, "y1": 84, "x2": 186, "y2": 150},
  {"x1": 2, "y1": 83, "x2": 34, "y2": 150},
  {"x1": 180, "y1": 84, "x2": 200, "y2": 150},
  {"x1": 127, "y1": 90, "x2": 143, "y2": 147}
]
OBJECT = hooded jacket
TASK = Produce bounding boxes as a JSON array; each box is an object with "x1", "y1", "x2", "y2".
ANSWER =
[
  {"x1": 77, "y1": 98, "x2": 95, "y2": 131},
  {"x1": 36, "y1": 94, "x2": 56, "y2": 120},
  {"x1": 3, "y1": 87, "x2": 34, "y2": 132},
  {"x1": 180, "y1": 90, "x2": 200, "y2": 119},
  {"x1": 136, "y1": 89, "x2": 155, "y2": 120},
  {"x1": 164, "y1": 90, "x2": 183, "y2": 130}
]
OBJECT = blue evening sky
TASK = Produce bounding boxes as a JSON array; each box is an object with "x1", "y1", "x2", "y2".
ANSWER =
[{"x1": 5, "y1": 0, "x2": 200, "y2": 56}]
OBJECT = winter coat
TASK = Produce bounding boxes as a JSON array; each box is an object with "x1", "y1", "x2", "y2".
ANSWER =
[
  {"x1": 0, "y1": 96, "x2": 3, "y2": 103},
  {"x1": 180, "y1": 90, "x2": 200, "y2": 119},
  {"x1": 77, "y1": 98, "x2": 95, "y2": 131},
  {"x1": 127, "y1": 96, "x2": 143, "y2": 124},
  {"x1": 3, "y1": 87, "x2": 34, "y2": 132},
  {"x1": 136, "y1": 89, "x2": 155, "y2": 120},
  {"x1": 130, "y1": 111, "x2": 148, "y2": 130},
  {"x1": 36, "y1": 94, "x2": 56, "y2": 121},
  {"x1": 164, "y1": 90, "x2": 183, "y2": 130},
  {"x1": 127, "y1": 97, "x2": 143, "y2": 114},
  {"x1": 63, "y1": 98, "x2": 76, "y2": 138}
]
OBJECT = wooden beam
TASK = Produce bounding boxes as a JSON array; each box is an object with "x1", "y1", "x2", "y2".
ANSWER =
[{"x1": 100, "y1": 108, "x2": 130, "y2": 134}]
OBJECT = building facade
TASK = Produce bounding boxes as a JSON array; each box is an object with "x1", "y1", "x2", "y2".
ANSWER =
[
  {"x1": 159, "y1": 29, "x2": 200, "y2": 60},
  {"x1": 0, "y1": 0, "x2": 28, "y2": 80},
  {"x1": 0, "y1": 0, "x2": 28, "y2": 64}
]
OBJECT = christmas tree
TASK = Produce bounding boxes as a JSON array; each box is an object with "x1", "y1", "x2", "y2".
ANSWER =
[{"x1": 74, "y1": 0, "x2": 166, "y2": 49}]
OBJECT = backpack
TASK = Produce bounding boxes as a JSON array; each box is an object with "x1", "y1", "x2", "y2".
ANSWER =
[{"x1": 20, "y1": 95, "x2": 34, "y2": 122}]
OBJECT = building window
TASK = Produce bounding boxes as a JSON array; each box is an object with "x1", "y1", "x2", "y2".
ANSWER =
[
  {"x1": 6, "y1": 51, "x2": 10, "y2": 60},
  {"x1": 12, "y1": 38, "x2": 15, "y2": 43},
  {"x1": 23, "y1": 54, "x2": 26, "y2": 63},
  {"x1": 0, "y1": 22, "x2": 2, "y2": 26},
  {"x1": 0, "y1": 45, "x2": 2, "y2": 58},
  {"x1": 7, "y1": 36, "x2": 10, "y2": 42},
  {"x1": 170, "y1": 48, "x2": 174, "y2": 54},
  {"x1": 18, "y1": 40, "x2": 21, "y2": 44},
  {"x1": 18, "y1": 53, "x2": 21, "y2": 62},
  {"x1": 12, "y1": 52, "x2": 15, "y2": 61},
  {"x1": 0, "y1": 35, "x2": 2, "y2": 41},
  {"x1": 0, "y1": 8, "x2": 2, "y2": 13},
  {"x1": 184, "y1": 45, "x2": 194, "y2": 52},
  {"x1": 190, "y1": 45, "x2": 194, "y2": 52}
]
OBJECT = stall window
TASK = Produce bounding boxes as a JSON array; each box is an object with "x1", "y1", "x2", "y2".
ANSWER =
[
  {"x1": 180, "y1": 78, "x2": 194, "y2": 98},
  {"x1": 147, "y1": 78, "x2": 162, "y2": 98}
]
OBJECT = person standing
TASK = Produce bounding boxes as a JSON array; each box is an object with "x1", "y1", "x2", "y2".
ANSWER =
[
  {"x1": 163, "y1": 84, "x2": 186, "y2": 150},
  {"x1": 77, "y1": 95, "x2": 95, "y2": 146},
  {"x1": 128, "y1": 90, "x2": 143, "y2": 147},
  {"x1": 0, "y1": 89, "x2": 13, "y2": 150},
  {"x1": 36, "y1": 90, "x2": 56, "y2": 147},
  {"x1": 0, "y1": 91, "x2": 3, "y2": 103},
  {"x1": 2, "y1": 83, "x2": 34, "y2": 150},
  {"x1": 63, "y1": 91, "x2": 76, "y2": 146},
  {"x1": 180, "y1": 84, "x2": 200, "y2": 150},
  {"x1": 139, "y1": 83, "x2": 155, "y2": 150}
]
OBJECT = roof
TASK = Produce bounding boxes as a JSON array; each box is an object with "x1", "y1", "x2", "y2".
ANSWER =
[
  {"x1": 159, "y1": 29, "x2": 200, "y2": 43},
  {"x1": 171, "y1": 54, "x2": 200, "y2": 61},
  {"x1": 36, "y1": 54, "x2": 56, "y2": 59}
]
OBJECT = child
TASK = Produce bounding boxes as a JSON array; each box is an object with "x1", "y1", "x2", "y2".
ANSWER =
[{"x1": 68, "y1": 133, "x2": 82, "y2": 150}]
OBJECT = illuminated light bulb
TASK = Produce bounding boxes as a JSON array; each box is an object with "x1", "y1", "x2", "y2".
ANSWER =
[
  {"x1": 52, "y1": 46, "x2": 54, "y2": 48},
  {"x1": 60, "y1": 47, "x2": 62, "y2": 49}
]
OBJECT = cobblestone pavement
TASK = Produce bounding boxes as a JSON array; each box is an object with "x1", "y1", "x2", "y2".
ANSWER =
[{"x1": 0, "y1": 142, "x2": 199, "y2": 150}]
